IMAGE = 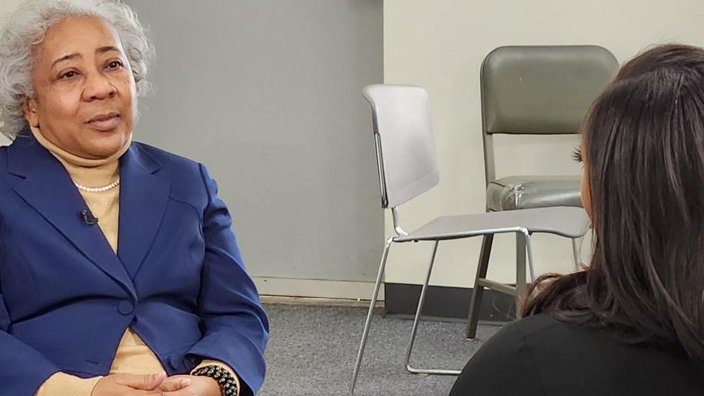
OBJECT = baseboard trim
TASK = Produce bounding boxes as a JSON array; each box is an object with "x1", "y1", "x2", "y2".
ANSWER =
[
  {"x1": 252, "y1": 277, "x2": 515, "y2": 323},
  {"x1": 384, "y1": 283, "x2": 515, "y2": 323},
  {"x1": 260, "y1": 295, "x2": 383, "y2": 308},
  {"x1": 253, "y1": 276, "x2": 383, "y2": 301}
]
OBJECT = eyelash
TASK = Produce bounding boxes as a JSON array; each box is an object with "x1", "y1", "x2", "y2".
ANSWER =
[{"x1": 572, "y1": 147, "x2": 583, "y2": 163}]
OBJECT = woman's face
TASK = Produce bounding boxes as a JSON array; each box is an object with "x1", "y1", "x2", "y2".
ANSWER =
[
  {"x1": 580, "y1": 144, "x2": 592, "y2": 220},
  {"x1": 23, "y1": 16, "x2": 136, "y2": 159}
]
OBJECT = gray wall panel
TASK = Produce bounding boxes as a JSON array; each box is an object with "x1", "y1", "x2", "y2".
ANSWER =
[{"x1": 125, "y1": 0, "x2": 383, "y2": 282}]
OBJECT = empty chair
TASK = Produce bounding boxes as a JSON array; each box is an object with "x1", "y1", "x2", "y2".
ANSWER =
[
  {"x1": 466, "y1": 45, "x2": 619, "y2": 340},
  {"x1": 350, "y1": 84, "x2": 590, "y2": 395}
]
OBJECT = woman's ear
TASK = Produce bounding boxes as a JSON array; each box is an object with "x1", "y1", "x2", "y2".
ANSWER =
[{"x1": 22, "y1": 97, "x2": 40, "y2": 128}]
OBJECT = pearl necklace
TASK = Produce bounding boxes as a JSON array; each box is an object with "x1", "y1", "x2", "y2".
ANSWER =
[{"x1": 74, "y1": 177, "x2": 120, "y2": 193}]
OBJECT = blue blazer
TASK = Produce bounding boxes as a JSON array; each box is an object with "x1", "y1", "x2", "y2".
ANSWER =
[{"x1": 0, "y1": 133, "x2": 269, "y2": 396}]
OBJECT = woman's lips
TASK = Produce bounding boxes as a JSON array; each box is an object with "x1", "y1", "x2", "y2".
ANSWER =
[{"x1": 87, "y1": 113, "x2": 120, "y2": 132}]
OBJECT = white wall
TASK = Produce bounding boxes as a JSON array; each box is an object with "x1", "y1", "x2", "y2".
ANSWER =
[
  {"x1": 0, "y1": 0, "x2": 24, "y2": 147},
  {"x1": 383, "y1": 0, "x2": 704, "y2": 288},
  {"x1": 0, "y1": 1, "x2": 23, "y2": 16}
]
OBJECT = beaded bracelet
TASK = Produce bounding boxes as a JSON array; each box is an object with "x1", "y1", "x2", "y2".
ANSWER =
[{"x1": 192, "y1": 365, "x2": 239, "y2": 396}]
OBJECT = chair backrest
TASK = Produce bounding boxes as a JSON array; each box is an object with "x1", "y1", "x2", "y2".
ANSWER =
[
  {"x1": 363, "y1": 84, "x2": 439, "y2": 209},
  {"x1": 481, "y1": 45, "x2": 619, "y2": 135},
  {"x1": 480, "y1": 45, "x2": 619, "y2": 185}
]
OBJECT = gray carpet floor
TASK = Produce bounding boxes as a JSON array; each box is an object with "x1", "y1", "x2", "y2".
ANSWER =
[{"x1": 259, "y1": 303, "x2": 501, "y2": 396}]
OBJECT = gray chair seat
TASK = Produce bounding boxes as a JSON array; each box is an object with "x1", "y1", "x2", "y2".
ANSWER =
[
  {"x1": 396, "y1": 206, "x2": 589, "y2": 243},
  {"x1": 486, "y1": 175, "x2": 582, "y2": 211}
]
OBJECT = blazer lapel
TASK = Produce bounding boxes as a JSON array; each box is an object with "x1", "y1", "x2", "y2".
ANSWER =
[
  {"x1": 8, "y1": 134, "x2": 137, "y2": 300},
  {"x1": 117, "y1": 144, "x2": 170, "y2": 280}
]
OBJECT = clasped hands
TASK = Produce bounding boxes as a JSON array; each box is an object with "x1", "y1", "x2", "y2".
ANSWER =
[{"x1": 91, "y1": 371, "x2": 222, "y2": 396}]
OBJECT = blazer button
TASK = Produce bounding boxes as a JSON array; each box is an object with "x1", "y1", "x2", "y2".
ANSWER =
[{"x1": 118, "y1": 300, "x2": 134, "y2": 315}]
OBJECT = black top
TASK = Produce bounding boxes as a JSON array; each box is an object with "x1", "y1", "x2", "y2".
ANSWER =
[{"x1": 449, "y1": 314, "x2": 704, "y2": 396}]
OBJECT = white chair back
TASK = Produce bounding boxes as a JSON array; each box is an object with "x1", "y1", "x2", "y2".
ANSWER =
[{"x1": 363, "y1": 84, "x2": 439, "y2": 208}]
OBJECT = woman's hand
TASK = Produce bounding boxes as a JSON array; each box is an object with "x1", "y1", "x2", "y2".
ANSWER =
[
  {"x1": 159, "y1": 375, "x2": 221, "y2": 396},
  {"x1": 91, "y1": 371, "x2": 191, "y2": 396}
]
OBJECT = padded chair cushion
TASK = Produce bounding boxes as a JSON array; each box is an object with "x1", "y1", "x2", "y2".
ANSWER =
[{"x1": 486, "y1": 175, "x2": 582, "y2": 211}]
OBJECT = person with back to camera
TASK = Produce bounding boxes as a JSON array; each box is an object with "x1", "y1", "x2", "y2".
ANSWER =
[
  {"x1": 0, "y1": 1, "x2": 269, "y2": 395},
  {"x1": 450, "y1": 43, "x2": 704, "y2": 396}
]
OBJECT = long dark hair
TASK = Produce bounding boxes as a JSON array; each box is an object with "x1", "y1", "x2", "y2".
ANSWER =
[{"x1": 523, "y1": 44, "x2": 704, "y2": 362}]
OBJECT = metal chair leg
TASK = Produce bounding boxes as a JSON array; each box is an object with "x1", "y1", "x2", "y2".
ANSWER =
[
  {"x1": 515, "y1": 230, "x2": 536, "y2": 319},
  {"x1": 515, "y1": 233, "x2": 527, "y2": 319},
  {"x1": 404, "y1": 242, "x2": 461, "y2": 375},
  {"x1": 571, "y1": 237, "x2": 581, "y2": 271},
  {"x1": 466, "y1": 234, "x2": 494, "y2": 340},
  {"x1": 525, "y1": 232, "x2": 535, "y2": 278},
  {"x1": 527, "y1": 232, "x2": 536, "y2": 282},
  {"x1": 350, "y1": 237, "x2": 394, "y2": 396}
]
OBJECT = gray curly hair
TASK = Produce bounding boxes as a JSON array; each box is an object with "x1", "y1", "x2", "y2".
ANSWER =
[{"x1": 0, "y1": 0, "x2": 154, "y2": 139}]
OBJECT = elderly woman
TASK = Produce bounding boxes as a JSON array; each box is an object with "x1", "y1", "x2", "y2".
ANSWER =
[{"x1": 0, "y1": 1, "x2": 268, "y2": 396}]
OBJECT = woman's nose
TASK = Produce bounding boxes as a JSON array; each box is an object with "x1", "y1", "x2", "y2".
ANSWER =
[{"x1": 83, "y1": 72, "x2": 117, "y2": 101}]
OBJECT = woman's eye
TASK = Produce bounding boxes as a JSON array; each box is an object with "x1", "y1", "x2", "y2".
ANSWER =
[
  {"x1": 106, "y1": 60, "x2": 124, "y2": 70},
  {"x1": 59, "y1": 71, "x2": 78, "y2": 79}
]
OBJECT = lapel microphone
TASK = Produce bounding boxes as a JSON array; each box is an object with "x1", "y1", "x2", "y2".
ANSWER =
[{"x1": 80, "y1": 209, "x2": 99, "y2": 226}]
